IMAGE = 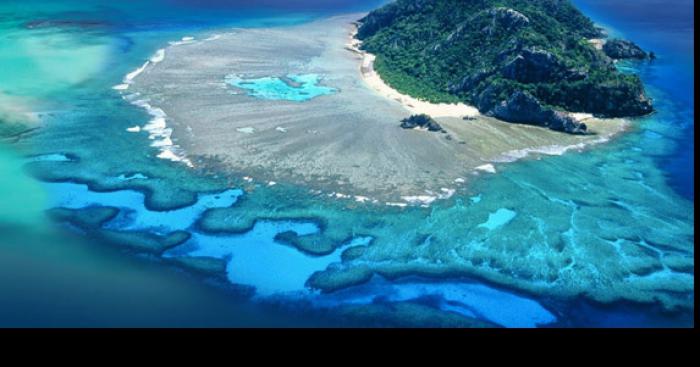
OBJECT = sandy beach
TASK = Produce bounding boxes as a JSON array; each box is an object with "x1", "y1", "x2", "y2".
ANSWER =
[
  {"x1": 346, "y1": 27, "x2": 479, "y2": 119},
  {"x1": 126, "y1": 14, "x2": 628, "y2": 205}
]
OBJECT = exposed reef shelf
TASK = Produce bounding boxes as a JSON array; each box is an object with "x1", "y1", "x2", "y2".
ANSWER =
[{"x1": 127, "y1": 15, "x2": 629, "y2": 203}]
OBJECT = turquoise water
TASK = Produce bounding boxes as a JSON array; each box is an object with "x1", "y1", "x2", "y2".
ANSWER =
[
  {"x1": 0, "y1": 0, "x2": 693, "y2": 327},
  {"x1": 166, "y1": 224, "x2": 359, "y2": 296},
  {"x1": 35, "y1": 180, "x2": 557, "y2": 327},
  {"x1": 226, "y1": 74, "x2": 336, "y2": 101},
  {"x1": 313, "y1": 277, "x2": 557, "y2": 328},
  {"x1": 45, "y1": 182, "x2": 243, "y2": 233},
  {"x1": 478, "y1": 208, "x2": 517, "y2": 231}
]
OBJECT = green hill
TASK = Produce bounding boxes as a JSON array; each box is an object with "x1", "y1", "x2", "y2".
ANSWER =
[{"x1": 357, "y1": 0, "x2": 653, "y2": 133}]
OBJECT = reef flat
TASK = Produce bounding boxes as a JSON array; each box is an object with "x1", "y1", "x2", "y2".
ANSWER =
[{"x1": 128, "y1": 15, "x2": 626, "y2": 205}]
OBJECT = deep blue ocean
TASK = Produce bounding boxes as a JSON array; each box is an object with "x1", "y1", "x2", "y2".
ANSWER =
[
  {"x1": 0, "y1": 0, "x2": 694, "y2": 327},
  {"x1": 573, "y1": 0, "x2": 694, "y2": 200}
]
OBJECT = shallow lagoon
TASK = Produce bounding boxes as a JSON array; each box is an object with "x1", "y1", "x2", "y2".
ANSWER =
[{"x1": 226, "y1": 74, "x2": 336, "y2": 101}]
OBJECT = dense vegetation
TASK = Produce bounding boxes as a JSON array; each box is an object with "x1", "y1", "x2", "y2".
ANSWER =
[{"x1": 357, "y1": 0, "x2": 652, "y2": 118}]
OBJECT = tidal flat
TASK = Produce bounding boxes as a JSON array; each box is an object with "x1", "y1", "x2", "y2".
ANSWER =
[{"x1": 128, "y1": 15, "x2": 627, "y2": 204}]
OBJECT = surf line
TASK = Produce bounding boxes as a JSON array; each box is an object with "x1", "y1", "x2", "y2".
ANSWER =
[{"x1": 114, "y1": 38, "x2": 197, "y2": 167}]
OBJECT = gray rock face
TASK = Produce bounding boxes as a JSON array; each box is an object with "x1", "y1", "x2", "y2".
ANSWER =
[
  {"x1": 488, "y1": 91, "x2": 587, "y2": 134},
  {"x1": 501, "y1": 48, "x2": 564, "y2": 83},
  {"x1": 491, "y1": 91, "x2": 544, "y2": 123},
  {"x1": 449, "y1": 69, "x2": 494, "y2": 94},
  {"x1": 400, "y1": 114, "x2": 445, "y2": 132},
  {"x1": 603, "y1": 39, "x2": 648, "y2": 59},
  {"x1": 440, "y1": 7, "x2": 529, "y2": 50},
  {"x1": 543, "y1": 110, "x2": 586, "y2": 134},
  {"x1": 484, "y1": 7, "x2": 530, "y2": 34}
]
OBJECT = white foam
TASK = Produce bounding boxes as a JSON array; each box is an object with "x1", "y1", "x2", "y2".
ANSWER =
[
  {"x1": 454, "y1": 178, "x2": 466, "y2": 184},
  {"x1": 169, "y1": 36, "x2": 195, "y2": 46},
  {"x1": 354, "y1": 195, "x2": 370, "y2": 203},
  {"x1": 275, "y1": 126, "x2": 288, "y2": 133},
  {"x1": 130, "y1": 98, "x2": 193, "y2": 167},
  {"x1": 237, "y1": 127, "x2": 255, "y2": 134},
  {"x1": 401, "y1": 195, "x2": 437, "y2": 205},
  {"x1": 117, "y1": 173, "x2": 148, "y2": 181},
  {"x1": 149, "y1": 49, "x2": 165, "y2": 63},
  {"x1": 157, "y1": 149, "x2": 181, "y2": 162},
  {"x1": 267, "y1": 181, "x2": 277, "y2": 186},
  {"x1": 113, "y1": 43, "x2": 193, "y2": 167},
  {"x1": 124, "y1": 61, "x2": 150, "y2": 83},
  {"x1": 475, "y1": 164, "x2": 496, "y2": 173},
  {"x1": 385, "y1": 202, "x2": 408, "y2": 208},
  {"x1": 492, "y1": 138, "x2": 611, "y2": 164},
  {"x1": 116, "y1": 47, "x2": 166, "y2": 93},
  {"x1": 439, "y1": 188, "x2": 456, "y2": 199}
]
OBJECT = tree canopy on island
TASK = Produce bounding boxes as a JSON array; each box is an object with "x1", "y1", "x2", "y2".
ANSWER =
[{"x1": 357, "y1": 0, "x2": 652, "y2": 119}]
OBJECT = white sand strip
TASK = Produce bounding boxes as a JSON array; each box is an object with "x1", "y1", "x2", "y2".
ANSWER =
[{"x1": 349, "y1": 27, "x2": 479, "y2": 119}]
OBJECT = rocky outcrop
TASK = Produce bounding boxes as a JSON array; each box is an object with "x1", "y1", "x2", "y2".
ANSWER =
[
  {"x1": 400, "y1": 114, "x2": 445, "y2": 132},
  {"x1": 490, "y1": 91, "x2": 543, "y2": 123},
  {"x1": 438, "y1": 7, "x2": 529, "y2": 51},
  {"x1": 603, "y1": 39, "x2": 648, "y2": 59},
  {"x1": 501, "y1": 48, "x2": 564, "y2": 83},
  {"x1": 488, "y1": 91, "x2": 587, "y2": 134},
  {"x1": 359, "y1": 0, "x2": 654, "y2": 133},
  {"x1": 449, "y1": 69, "x2": 494, "y2": 94},
  {"x1": 482, "y1": 7, "x2": 530, "y2": 35}
]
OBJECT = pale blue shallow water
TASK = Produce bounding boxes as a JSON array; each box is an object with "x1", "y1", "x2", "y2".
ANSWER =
[
  {"x1": 573, "y1": 0, "x2": 694, "y2": 200},
  {"x1": 45, "y1": 182, "x2": 243, "y2": 233},
  {"x1": 478, "y1": 208, "x2": 517, "y2": 231},
  {"x1": 40, "y1": 181, "x2": 556, "y2": 327},
  {"x1": 226, "y1": 74, "x2": 336, "y2": 101}
]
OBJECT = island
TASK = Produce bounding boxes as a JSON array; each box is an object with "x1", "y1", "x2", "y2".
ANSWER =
[
  {"x1": 356, "y1": 0, "x2": 653, "y2": 133},
  {"x1": 124, "y1": 8, "x2": 631, "y2": 206}
]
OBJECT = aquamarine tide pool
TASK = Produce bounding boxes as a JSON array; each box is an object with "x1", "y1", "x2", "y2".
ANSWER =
[{"x1": 226, "y1": 74, "x2": 336, "y2": 101}]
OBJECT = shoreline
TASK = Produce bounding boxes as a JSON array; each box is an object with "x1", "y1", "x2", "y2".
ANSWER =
[
  {"x1": 348, "y1": 24, "x2": 600, "y2": 125},
  {"x1": 113, "y1": 35, "x2": 223, "y2": 168},
  {"x1": 347, "y1": 25, "x2": 480, "y2": 119}
]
